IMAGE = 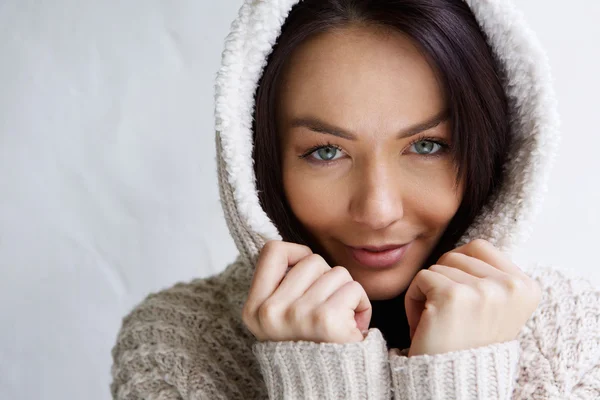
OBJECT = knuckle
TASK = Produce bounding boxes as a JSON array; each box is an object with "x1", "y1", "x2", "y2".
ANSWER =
[
  {"x1": 257, "y1": 300, "x2": 280, "y2": 326},
  {"x1": 437, "y1": 253, "x2": 448, "y2": 265},
  {"x1": 286, "y1": 302, "x2": 309, "y2": 324},
  {"x1": 428, "y1": 264, "x2": 445, "y2": 273},
  {"x1": 443, "y1": 285, "x2": 472, "y2": 304},
  {"x1": 416, "y1": 269, "x2": 430, "y2": 279},
  {"x1": 437, "y1": 252, "x2": 456, "y2": 265},
  {"x1": 258, "y1": 241, "x2": 280, "y2": 263},
  {"x1": 475, "y1": 280, "x2": 501, "y2": 301},
  {"x1": 342, "y1": 280, "x2": 364, "y2": 297},
  {"x1": 330, "y1": 265, "x2": 352, "y2": 280},
  {"x1": 296, "y1": 243, "x2": 313, "y2": 254},
  {"x1": 347, "y1": 279, "x2": 363, "y2": 291},
  {"x1": 306, "y1": 253, "x2": 326, "y2": 265},
  {"x1": 414, "y1": 269, "x2": 432, "y2": 284},
  {"x1": 312, "y1": 306, "x2": 334, "y2": 329},
  {"x1": 474, "y1": 279, "x2": 492, "y2": 292},
  {"x1": 262, "y1": 240, "x2": 280, "y2": 253},
  {"x1": 504, "y1": 276, "x2": 527, "y2": 293},
  {"x1": 305, "y1": 254, "x2": 331, "y2": 273}
]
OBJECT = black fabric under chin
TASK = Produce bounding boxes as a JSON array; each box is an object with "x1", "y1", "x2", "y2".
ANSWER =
[{"x1": 369, "y1": 290, "x2": 412, "y2": 351}]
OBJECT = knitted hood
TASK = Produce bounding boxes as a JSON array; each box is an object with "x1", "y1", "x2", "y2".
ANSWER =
[{"x1": 214, "y1": 0, "x2": 560, "y2": 266}]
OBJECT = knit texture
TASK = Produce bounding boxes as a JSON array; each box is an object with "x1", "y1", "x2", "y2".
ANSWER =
[
  {"x1": 253, "y1": 327, "x2": 391, "y2": 398},
  {"x1": 110, "y1": 261, "x2": 600, "y2": 399},
  {"x1": 110, "y1": 0, "x2": 600, "y2": 398}
]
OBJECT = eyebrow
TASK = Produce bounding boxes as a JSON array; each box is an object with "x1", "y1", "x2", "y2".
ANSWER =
[{"x1": 289, "y1": 109, "x2": 449, "y2": 140}]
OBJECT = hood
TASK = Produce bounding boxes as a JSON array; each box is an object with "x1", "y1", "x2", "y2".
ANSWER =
[{"x1": 214, "y1": 0, "x2": 560, "y2": 267}]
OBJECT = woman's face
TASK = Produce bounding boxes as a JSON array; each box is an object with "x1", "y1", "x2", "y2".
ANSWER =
[{"x1": 278, "y1": 25, "x2": 464, "y2": 300}]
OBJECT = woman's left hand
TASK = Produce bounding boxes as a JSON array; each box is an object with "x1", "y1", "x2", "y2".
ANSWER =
[{"x1": 405, "y1": 239, "x2": 542, "y2": 357}]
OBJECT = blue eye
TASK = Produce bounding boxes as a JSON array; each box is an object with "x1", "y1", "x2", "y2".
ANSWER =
[
  {"x1": 310, "y1": 146, "x2": 344, "y2": 161},
  {"x1": 409, "y1": 139, "x2": 446, "y2": 155}
]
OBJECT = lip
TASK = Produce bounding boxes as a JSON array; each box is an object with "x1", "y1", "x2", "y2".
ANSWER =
[
  {"x1": 357, "y1": 243, "x2": 407, "y2": 252},
  {"x1": 347, "y1": 242, "x2": 412, "y2": 269}
]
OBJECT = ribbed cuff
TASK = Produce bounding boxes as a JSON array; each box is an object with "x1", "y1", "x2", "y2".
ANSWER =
[
  {"x1": 252, "y1": 328, "x2": 391, "y2": 399},
  {"x1": 388, "y1": 340, "x2": 521, "y2": 400}
]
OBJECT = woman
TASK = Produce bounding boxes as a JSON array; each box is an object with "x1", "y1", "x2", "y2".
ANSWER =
[{"x1": 111, "y1": 0, "x2": 600, "y2": 399}]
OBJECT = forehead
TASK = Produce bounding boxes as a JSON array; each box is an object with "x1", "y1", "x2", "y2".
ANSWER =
[{"x1": 277, "y1": 25, "x2": 446, "y2": 135}]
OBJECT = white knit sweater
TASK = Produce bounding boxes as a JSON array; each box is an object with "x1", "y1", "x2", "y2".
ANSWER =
[
  {"x1": 110, "y1": 0, "x2": 600, "y2": 399},
  {"x1": 111, "y1": 259, "x2": 599, "y2": 399}
]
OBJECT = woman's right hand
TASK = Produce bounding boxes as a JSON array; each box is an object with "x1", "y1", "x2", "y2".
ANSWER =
[{"x1": 242, "y1": 240, "x2": 372, "y2": 344}]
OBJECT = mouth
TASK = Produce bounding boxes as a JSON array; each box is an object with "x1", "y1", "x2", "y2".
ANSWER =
[{"x1": 346, "y1": 242, "x2": 412, "y2": 269}]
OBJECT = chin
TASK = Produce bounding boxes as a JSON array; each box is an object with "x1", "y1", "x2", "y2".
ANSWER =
[{"x1": 357, "y1": 269, "x2": 412, "y2": 300}]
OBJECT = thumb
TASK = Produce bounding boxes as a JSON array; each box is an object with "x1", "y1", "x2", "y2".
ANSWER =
[
  {"x1": 355, "y1": 305, "x2": 372, "y2": 335},
  {"x1": 405, "y1": 269, "x2": 454, "y2": 338},
  {"x1": 405, "y1": 270, "x2": 433, "y2": 338},
  {"x1": 405, "y1": 297, "x2": 425, "y2": 340}
]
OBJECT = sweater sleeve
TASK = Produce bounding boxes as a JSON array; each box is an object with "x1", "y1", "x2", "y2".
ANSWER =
[
  {"x1": 524, "y1": 266, "x2": 600, "y2": 399},
  {"x1": 111, "y1": 341, "x2": 186, "y2": 400},
  {"x1": 252, "y1": 328, "x2": 392, "y2": 399},
  {"x1": 388, "y1": 340, "x2": 521, "y2": 400},
  {"x1": 386, "y1": 265, "x2": 600, "y2": 400}
]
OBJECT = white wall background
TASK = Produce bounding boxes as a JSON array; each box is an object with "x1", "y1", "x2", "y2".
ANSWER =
[{"x1": 0, "y1": 1, "x2": 598, "y2": 399}]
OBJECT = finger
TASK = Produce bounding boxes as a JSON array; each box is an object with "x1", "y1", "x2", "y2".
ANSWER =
[
  {"x1": 299, "y1": 266, "x2": 354, "y2": 307},
  {"x1": 246, "y1": 241, "x2": 312, "y2": 313},
  {"x1": 452, "y1": 239, "x2": 523, "y2": 276},
  {"x1": 324, "y1": 280, "x2": 372, "y2": 335},
  {"x1": 404, "y1": 269, "x2": 455, "y2": 340},
  {"x1": 405, "y1": 269, "x2": 455, "y2": 303},
  {"x1": 437, "y1": 252, "x2": 506, "y2": 280},
  {"x1": 428, "y1": 264, "x2": 481, "y2": 285},
  {"x1": 268, "y1": 254, "x2": 330, "y2": 307}
]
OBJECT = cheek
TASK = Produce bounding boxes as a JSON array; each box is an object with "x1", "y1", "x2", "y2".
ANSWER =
[
  {"x1": 405, "y1": 165, "x2": 463, "y2": 231},
  {"x1": 282, "y1": 164, "x2": 346, "y2": 234}
]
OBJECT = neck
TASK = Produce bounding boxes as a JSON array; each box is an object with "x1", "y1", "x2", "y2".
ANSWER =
[{"x1": 369, "y1": 291, "x2": 412, "y2": 351}]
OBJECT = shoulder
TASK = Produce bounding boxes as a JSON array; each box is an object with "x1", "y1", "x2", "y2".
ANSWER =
[
  {"x1": 525, "y1": 263, "x2": 598, "y2": 296},
  {"x1": 524, "y1": 263, "x2": 599, "y2": 353},
  {"x1": 525, "y1": 264, "x2": 598, "y2": 335},
  {"x1": 517, "y1": 263, "x2": 600, "y2": 396},
  {"x1": 110, "y1": 259, "x2": 265, "y2": 399}
]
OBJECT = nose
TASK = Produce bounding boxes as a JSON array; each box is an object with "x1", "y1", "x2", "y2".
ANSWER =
[{"x1": 348, "y1": 162, "x2": 404, "y2": 231}]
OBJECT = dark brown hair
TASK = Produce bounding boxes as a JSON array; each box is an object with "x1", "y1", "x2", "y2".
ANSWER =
[{"x1": 252, "y1": 0, "x2": 510, "y2": 268}]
